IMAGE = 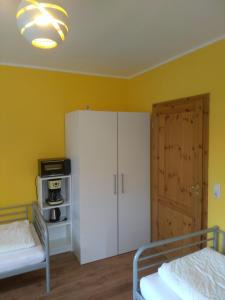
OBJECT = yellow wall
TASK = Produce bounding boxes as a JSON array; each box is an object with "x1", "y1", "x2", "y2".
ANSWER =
[
  {"x1": 128, "y1": 39, "x2": 225, "y2": 229},
  {"x1": 0, "y1": 66, "x2": 128, "y2": 206},
  {"x1": 1, "y1": 39, "x2": 225, "y2": 230}
]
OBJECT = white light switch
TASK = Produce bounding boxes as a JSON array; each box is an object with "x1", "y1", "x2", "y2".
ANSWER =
[{"x1": 213, "y1": 184, "x2": 221, "y2": 199}]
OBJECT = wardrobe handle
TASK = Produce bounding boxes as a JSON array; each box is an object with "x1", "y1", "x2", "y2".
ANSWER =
[
  {"x1": 113, "y1": 175, "x2": 117, "y2": 194},
  {"x1": 121, "y1": 174, "x2": 125, "y2": 194}
]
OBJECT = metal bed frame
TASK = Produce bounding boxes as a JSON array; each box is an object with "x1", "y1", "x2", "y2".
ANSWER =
[
  {"x1": 0, "y1": 203, "x2": 50, "y2": 293},
  {"x1": 133, "y1": 226, "x2": 225, "y2": 300}
]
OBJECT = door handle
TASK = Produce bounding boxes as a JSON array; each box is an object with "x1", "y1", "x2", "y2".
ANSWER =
[
  {"x1": 121, "y1": 174, "x2": 125, "y2": 194},
  {"x1": 191, "y1": 184, "x2": 200, "y2": 191},
  {"x1": 113, "y1": 175, "x2": 117, "y2": 195},
  {"x1": 191, "y1": 184, "x2": 201, "y2": 197}
]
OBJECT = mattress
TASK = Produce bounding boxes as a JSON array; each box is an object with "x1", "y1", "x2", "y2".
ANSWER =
[
  {"x1": 158, "y1": 247, "x2": 225, "y2": 300},
  {"x1": 0, "y1": 224, "x2": 45, "y2": 274},
  {"x1": 140, "y1": 272, "x2": 181, "y2": 300}
]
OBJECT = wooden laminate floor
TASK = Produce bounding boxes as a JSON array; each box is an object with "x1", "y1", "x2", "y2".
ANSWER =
[{"x1": 0, "y1": 252, "x2": 133, "y2": 300}]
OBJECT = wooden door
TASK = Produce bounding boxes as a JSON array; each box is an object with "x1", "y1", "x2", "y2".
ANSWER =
[
  {"x1": 151, "y1": 94, "x2": 209, "y2": 241},
  {"x1": 118, "y1": 112, "x2": 150, "y2": 254}
]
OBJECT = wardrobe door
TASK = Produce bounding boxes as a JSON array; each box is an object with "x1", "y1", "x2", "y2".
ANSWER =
[
  {"x1": 79, "y1": 111, "x2": 118, "y2": 263},
  {"x1": 118, "y1": 112, "x2": 150, "y2": 254}
]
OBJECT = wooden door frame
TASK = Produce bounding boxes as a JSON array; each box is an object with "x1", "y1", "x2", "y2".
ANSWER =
[{"x1": 151, "y1": 94, "x2": 209, "y2": 240}]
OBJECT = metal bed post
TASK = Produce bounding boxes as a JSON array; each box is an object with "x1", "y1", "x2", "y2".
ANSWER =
[
  {"x1": 45, "y1": 236, "x2": 50, "y2": 293},
  {"x1": 213, "y1": 226, "x2": 219, "y2": 251},
  {"x1": 133, "y1": 246, "x2": 146, "y2": 300},
  {"x1": 218, "y1": 229, "x2": 225, "y2": 254},
  {"x1": 43, "y1": 215, "x2": 50, "y2": 294},
  {"x1": 133, "y1": 251, "x2": 138, "y2": 300},
  {"x1": 222, "y1": 232, "x2": 225, "y2": 254},
  {"x1": 32, "y1": 203, "x2": 50, "y2": 293}
]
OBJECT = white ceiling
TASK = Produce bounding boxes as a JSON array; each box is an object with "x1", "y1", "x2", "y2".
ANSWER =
[{"x1": 1, "y1": 0, "x2": 225, "y2": 78}]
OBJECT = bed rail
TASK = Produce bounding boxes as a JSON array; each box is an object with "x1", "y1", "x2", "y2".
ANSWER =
[
  {"x1": 0, "y1": 204, "x2": 30, "y2": 224},
  {"x1": 133, "y1": 226, "x2": 225, "y2": 300}
]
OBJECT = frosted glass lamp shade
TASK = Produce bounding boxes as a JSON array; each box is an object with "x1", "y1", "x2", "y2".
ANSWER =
[{"x1": 16, "y1": 0, "x2": 69, "y2": 49}]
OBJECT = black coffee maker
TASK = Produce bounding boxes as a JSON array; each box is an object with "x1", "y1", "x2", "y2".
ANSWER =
[{"x1": 46, "y1": 179, "x2": 64, "y2": 206}]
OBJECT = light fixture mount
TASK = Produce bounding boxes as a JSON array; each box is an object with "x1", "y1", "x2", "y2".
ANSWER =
[{"x1": 16, "y1": 0, "x2": 69, "y2": 49}]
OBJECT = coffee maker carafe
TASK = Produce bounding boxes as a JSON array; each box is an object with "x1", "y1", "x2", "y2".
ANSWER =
[
  {"x1": 46, "y1": 179, "x2": 64, "y2": 206},
  {"x1": 49, "y1": 207, "x2": 61, "y2": 222}
]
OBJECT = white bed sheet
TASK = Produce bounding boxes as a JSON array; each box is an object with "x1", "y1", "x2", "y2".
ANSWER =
[
  {"x1": 0, "y1": 224, "x2": 45, "y2": 274},
  {"x1": 158, "y1": 247, "x2": 225, "y2": 300},
  {"x1": 140, "y1": 272, "x2": 181, "y2": 300}
]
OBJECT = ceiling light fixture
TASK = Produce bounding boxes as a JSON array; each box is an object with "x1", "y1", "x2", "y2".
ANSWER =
[{"x1": 16, "y1": 0, "x2": 69, "y2": 49}]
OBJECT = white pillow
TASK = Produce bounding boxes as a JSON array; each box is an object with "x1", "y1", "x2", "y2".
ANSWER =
[{"x1": 0, "y1": 220, "x2": 35, "y2": 254}]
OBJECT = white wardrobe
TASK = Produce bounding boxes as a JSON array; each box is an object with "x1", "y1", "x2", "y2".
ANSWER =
[{"x1": 65, "y1": 110, "x2": 150, "y2": 264}]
